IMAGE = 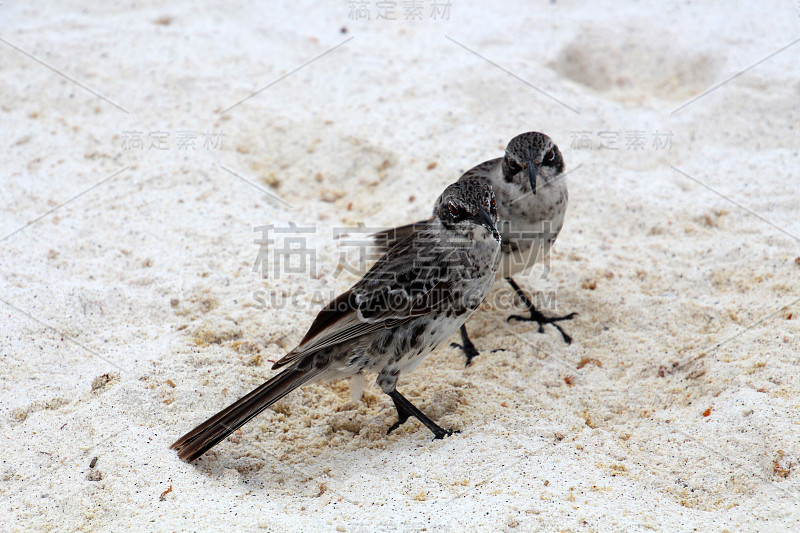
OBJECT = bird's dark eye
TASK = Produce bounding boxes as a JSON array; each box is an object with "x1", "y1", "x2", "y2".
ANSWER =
[
  {"x1": 543, "y1": 149, "x2": 556, "y2": 165},
  {"x1": 448, "y1": 201, "x2": 461, "y2": 218},
  {"x1": 507, "y1": 157, "x2": 522, "y2": 173}
]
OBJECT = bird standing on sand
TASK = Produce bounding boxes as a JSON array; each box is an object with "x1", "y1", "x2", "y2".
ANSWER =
[
  {"x1": 372, "y1": 132, "x2": 575, "y2": 365},
  {"x1": 171, "y1": 177, "x2": 501, "y2": 462}
]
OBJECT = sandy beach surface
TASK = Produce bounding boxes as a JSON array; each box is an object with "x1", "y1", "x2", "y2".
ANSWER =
[{"x1": 2, "y1": 1, "x2": 799, "y2": 531}]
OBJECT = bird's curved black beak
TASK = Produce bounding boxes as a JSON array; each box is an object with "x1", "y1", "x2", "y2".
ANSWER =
[
  {"x1": 474, "y1": 207, "x2": 500, "y2": 241},
  {"x1": 528, "y1": 160, "x2": 539, "y2": 195}
]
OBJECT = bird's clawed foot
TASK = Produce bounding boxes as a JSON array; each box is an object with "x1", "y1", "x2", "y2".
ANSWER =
[
  {"x1": 505, "y1": 277, "x2": 576, "y2": 345},
  {"x1": 450, "y1": 324, "x2": 481, "y2": 366},
  {"x1": 507, "y1": 308, "x2": 577, "y2": 344}
]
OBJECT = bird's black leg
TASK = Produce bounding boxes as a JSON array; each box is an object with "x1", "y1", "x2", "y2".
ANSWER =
[
  {"x1": 505, "y1": 277, "x2": 577, "y2": 344},
  {"x1": 386, "y1": 389, "x2": 453, "y2": 440},
  {"x1": 387, "y1": 392, "x2": 411, "y2": 432},
  {"x1": 450, "y1": 324, "x2": 481, "y2": 366}
]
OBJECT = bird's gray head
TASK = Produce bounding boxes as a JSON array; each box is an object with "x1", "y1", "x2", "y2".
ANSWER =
[
  {"x1": 501, "y1": 132, "x2": 564, "y2": 195},
  {"x1": 435, "y1": 177, "x2": 500, "y2": 242}
]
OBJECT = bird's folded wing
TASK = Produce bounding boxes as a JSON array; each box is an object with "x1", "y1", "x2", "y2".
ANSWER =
[
  {"x1": 458, "y1": 158, "x2": 499, "y2": 182},
  {"x1": 370, "y1": 221, "x2": 430, "y2": 255},
  {"x1": 273, "y1": 233, "x2": 451, "y2": 369}
]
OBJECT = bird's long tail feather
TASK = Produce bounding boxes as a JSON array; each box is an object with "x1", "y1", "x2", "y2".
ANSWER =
[{"x1": 171, "y1": 366, "x2": 317, "y2": 462}]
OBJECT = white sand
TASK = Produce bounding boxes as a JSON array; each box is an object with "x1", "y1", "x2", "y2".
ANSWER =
[{"x1": 2, "y1": 1, "x2": 799, "y2": 531}]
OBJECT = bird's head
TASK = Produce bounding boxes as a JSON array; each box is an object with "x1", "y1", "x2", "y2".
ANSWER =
[
  {"x1": 435, "y1": 177, "x2": 500, "y2": 243},
  {"x1": 501, "y1": 132, "x2": 564, "y2": 195}
]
